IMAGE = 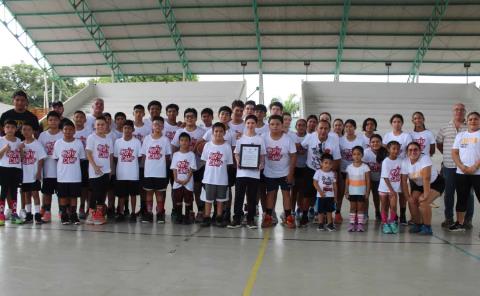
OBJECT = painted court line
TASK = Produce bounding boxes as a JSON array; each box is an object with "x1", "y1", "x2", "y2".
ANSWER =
[
  {"x1": 242, "y1": 229, "x2": 271, "y2": 296},
  {"x1": 433, "y1": 234, "x2": 480, "y2": 261}
]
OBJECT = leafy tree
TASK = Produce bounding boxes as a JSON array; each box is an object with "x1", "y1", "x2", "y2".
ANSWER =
[{"x1": 269, "y1": 94, "x2": 300, "y2": 116}]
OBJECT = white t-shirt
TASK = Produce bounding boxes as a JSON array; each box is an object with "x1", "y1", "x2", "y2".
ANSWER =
[
  {"x1": 346, "y1": 163, "x2": 370, "y2": 196},
  {"x1": 133, "y1": 122, "x2": 151, "y2": 144},
  {"x1": 228, "y1": 121, "x2": 245, "y2": 138},
  {"x1": 301, "y1": 133, "x2": 341, "y2": 170},
  {"x1": 234, "y1": 134, "x2": 266, "y2": 179},
  {"x1": 203, "y1": 128, "x2": 237, "y2": 147},
  {"x1": 378, "y1": 157, "x2": 403, "y2": 193},
  {"x1": 114, "y1": 137, "x2": 142, "y2": 181},
  {"x1": 263, "y1": 133, "x2": 297, "y2": 178},
  {"x1": 86, "y1": 114, "x2": 96, "y2": 131},
  {"x1": 362, "y1": 148, "x2": 382, "y2": 182},
  {"x1": 38, "y1": 130, "x2": 63, "y2": 178},
  {"x1": 289, "y1": 131, "x2": 307, "y2": 168},
  {"x1": 201, "y1": 142, "x2": 233, "y2": 186},
  {"x1": 313, "y1": 169, "x2": 336, "y2": 198},
  {"x1": 86, "y1": 133, "x2": 114, "y2": 177},
  {"x1": 170, "y1": 151, "x2": 197, "y2": 191},
  {"x1": 382, "y1": 131, "x2": 413, "y2": 159},
  {"x1": 171, "y1": 126, "x2": 206, "y2": 168},
  {"x1": 53, "y1": 139, "x2": 86, "y2": 183},
  {"x1": 255, "y1": 123, "x2": 269, "y2": 136},
  {"x1": 112, "y1": 129, "x2": 123, "y2": 140},
  {"x1": 74, "y1": 127, "x2": 92, "y2": 149},
  {"x1": 339, "y1": 135, "x2": 366, "y2": 172},
  {"x1": 105, "y1": 131, "x2": 118, "y2": 146},
  {"x1": 453, "y1": 130, "x2": 480, "y2": 175},
  {"x1": 401, "y1": 155, "x2": 438, "y2": 186},
  {"x1": 141, "y1": 135, "x2": 172, "y2": 178},
  {"x1": 0, "y1": 137, "x2": 22, "y2": 169},
  {"x1": 164, "y1": 120, "x2": 181, "y2": 143},
  {"x1": 410, "y1": 130, "x2": 435, "y2": 156},
  {"x1": 22, "y1": 140, "x2": 47, "y2": 183},
  {"x1": 363, "y1": 134, "x2": 372, "y2": 148}
]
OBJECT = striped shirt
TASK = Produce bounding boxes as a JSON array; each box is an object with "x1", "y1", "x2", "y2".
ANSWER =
[{"x1": 436, "y1": 120, "x2": 467, "y2": 168}]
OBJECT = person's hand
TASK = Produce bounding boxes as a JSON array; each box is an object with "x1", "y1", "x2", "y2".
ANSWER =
[
  {"x1": 463, "y1": 166, "x2": 477, "y2": 175},
  {"x1": 2, "y1": 144, "x2": 10, "y2": 153},
  {"x1": 258, "y1": 162, "x2": 264, "y2": 170},
  {"x1": 35, "y1": 171, "x2": 42, "y2": 181},
  {"x1": 286, "y1": 173, "x2": 294, "y2": 184},
  {"x1": 18, "y1": 142, "x2": 25, "y2": 151},
  {"x1": 93, "y1": 164, "x2": 103, "y2": 175},
  {"x1": 344, "y1": 192, "x2": 349, "y2": 199}
]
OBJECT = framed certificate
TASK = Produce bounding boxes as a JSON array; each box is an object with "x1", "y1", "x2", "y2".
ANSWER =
[{"x1": 239, "y1": 144, "x2": 261, "y2": 169}]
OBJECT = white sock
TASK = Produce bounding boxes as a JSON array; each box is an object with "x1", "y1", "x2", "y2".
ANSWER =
[
  {"x1": 34, "y1": 205, "x2": 41, "y2": 214},
  {"x1": 25, "y1": 204, "x2": 32, "y2": 213}
]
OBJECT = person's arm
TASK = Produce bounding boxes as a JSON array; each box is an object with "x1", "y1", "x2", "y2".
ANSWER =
[
  {"x1": 401, "y1": 174, "x2": 410, "y2": 201},
  {"x1": 332, "y1": 159, "x2": 340, "y2": 171},
  {"x1": 344, "y1": 174, "x2": 350, "y2": 198},
  {"x1": 0, "y1": 142, "x2": 10, "y2": 158},
  {"x1": 451, "y1": 148, "x2": 468, "y2": 174},
  {"x1": 36, "y1": 159, "x2": 44, "y2": 181},
  {"x1": 86, "y1": 149, "x2": 102, "y2": 176},
  {"x1": 429, "y1": 144, "x2": 435, "y2": 157},
  {"x1": 436, "y1": 128, "x2": 444, "y2": 154},
  {"x1": 109, "y1": 153, "x2": 115, "y2": 176},
  {"x1": 419, "y1": 166, "x2": 432, "y2": 201},
  {"x1": 287, "y1": 153, "x2": 297, "y2": 184},
  {"x1": 384, "y1": 178, "x2": 398, "y2": 199},
  {"x1": 313, "y1": 179, "x2": 325, "y2": 197}
]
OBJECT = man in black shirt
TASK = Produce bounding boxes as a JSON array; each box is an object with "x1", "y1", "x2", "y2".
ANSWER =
[{"x1": 0, "y1": 90, "x2": 41, "y2": 139}]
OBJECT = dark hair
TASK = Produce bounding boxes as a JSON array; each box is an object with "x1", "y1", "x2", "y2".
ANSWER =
[
  {"x1": 319, "y1": 119, "x2": 331, "y2": 128},
  {"x1": 352, "y1": 145, "x2": 364, "y2": 156},
  {"x1": 333, "y1": 118, "x2": 343, "y2": 134},
  {"x1": 268, "y1": 114, "x2": 283, "y2": 124},
  {"x1": 321, "y1": 153, "x2": 333, "y2": 162},
  {"x1": 201, "y1": 108, "x2": 213, "y2": 117},
  {"x1": 319, "y1": 112, "x2": 332, "y2": 122},
  {"x1": 387, "y1": 140, "x2": 401, "y2": 151},
  {"x1": 306, "y1": 114, "x2": 318, "y2": 123},
  {"x1": 123, "y1": 120, "x2": 134, "y2": 128},
  {"x1": 231, "y1": 100, "x2": 245, "y2": 110},
  {"x1": 102, "y1": 112, "x2": 112, "y2": 119},
  {"x1": 73, "y1": 110, "x2": 86, "y2": 117},
  {"x1": 369, "y1": 134, "x2": 388, "y2": 163},
  {"x1": 218, "y1": 106, "x2": 232, "y2": 115},
  {"x1": 467, "y1": 111, "x2": 480, "y2": 118},
  {"x1": 344, "y1": 119, "x2": 357, "y2": 129},
  {"x1": 245, "y1": 100, "x2": 256, "y2": 108},
  {"x1": 3, "y1": 119, "x2": 17, "y2": 128},
  {"x1": 179, "y1": 132, "x2": 191, "y2": 141},
  {"x1": 212, "y1": 122, "x2": 226, "y2": 132},
  {"x1": 147, "y1": 100, "x2": 162, "y2": 111},
  {"x1": 296, "y1": 118, "x2": 307, "y2": 127},
  {"x1": 114, "y1": 112, "x2": 126, "y2": 120},
  {"x1": 51, "y1": 101, "x2": 63, "y2": 108},
  {"x1": 269, "y1": 101, "x2": 283, "y2": 111},
  {"x1": 254, "y1": 104, "x2": 267, "y2": 113},
  {"x1": 245, "y1": 114, "x2": 258, "y2": 123},
  {"x1": 21, "y1": 121, "x2": 34, "y2": 129},
  {"x1": 412, "y1": 111, "x2": 426, "y2": 131},
  {"x1": 95, "y1": 116, "x2": 107, "y2": 122},
  {"x1": 406, "y1": 141, "x2": 421, "y2": 153},
  {"x1": 12, "y1": 90, "x2": 27, "y2": 100},
  {"x1": 61, "y1": 119, "x2": 75, "y2": 129},
  {"x1": 133, "y1": 104, "x2": 145, "y2": 111},
  {"x1": 166, "y1": 103, "x2": 179, "y2": 112},
  {"x1": 46, "y1": 111, "x2": 61, "y2": 120},
  {"x1": 362, "y1": 118, "x2": 378, "y2": 132},
  {"x1": 184, "y1": 108, "x2": 198, "y2": 118},
  {"x1": 390, "y1": 114, "x2": 404, "y2": 124},
  {"x1": 283, "y1": 112, "x2": 292, "y2": 118},
  {"x1": 152, "y1": 116, "x2": 164, "y2": 123}
]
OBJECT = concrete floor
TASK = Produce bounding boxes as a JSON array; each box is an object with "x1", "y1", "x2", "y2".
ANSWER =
[{"x1": 0, "y1": 197, "x2": 479, "y2": 296}]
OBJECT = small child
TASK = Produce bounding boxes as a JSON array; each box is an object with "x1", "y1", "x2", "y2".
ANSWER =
[
  {"x1": 73, "y1": 110, "x2": 91, "y2": 219},
  {"x1": 140, "y1": 116, "x2": 172, "y2": 223},
  {"x1": 345, "y1": 146, "x2": 371, "y2": 232},
  {"x1": 200, "y1": 122, "x2": 234, "y2": 227},
  {"x1": 0, "y1": 120, "x2": 23, "y2": 225},
  {"x1": 53, "y1": 120, "x2": 86, "y2": 225},
  {"x1": 170, "y1": 132, "x2": 197, "y2": 224},
  {"x1": 378, "y1": 141, "x2": 403, "y2": 234},
  {"x1": 20, "y1": 122, "x2": 47, "y2": 224},
  {"x1": 313, "y1": 154, "x2": 337, "y2": 231}
]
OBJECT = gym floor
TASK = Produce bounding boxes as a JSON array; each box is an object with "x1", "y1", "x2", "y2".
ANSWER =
[{"x1": 0, "y1": 197, "x2": 478, "y2": 296}]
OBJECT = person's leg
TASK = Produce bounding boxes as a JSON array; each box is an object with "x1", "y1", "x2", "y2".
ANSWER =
[
  {"x1": 335, "y1": 172, "x2": 346, "y2": 220},
  {"x1": 233, "y1": 178, "x2": 247, "y2": 223},
  {"x1": 454, "y1": 173, "x2": 470, "y2": 225},
  {"x1": 380, "y1": 193, "x2": 389, "y2": 224},
  {"x1": 389, "y1": 195, "x2": 398, "y2": 223},
  {"x1": 442, "y1": 167, "x2": 456, "y2": 223},
  {"x1": 184, "y1": 189, "x2": 194, "y2": 223},
  {"x1": 419, "y1": 190, "x2": 441, "y2": 227},
  {"x1": 371, "y1": 181, "x2": 381, "y2": 219},
  {"x1": 357, "y1": 200, "x2": 365, "y2": 226},
  {"x1": 408, "y1": 191, "x2": 423, "y2": 224},
  {"x1": 349, "y1": 200, "x2": 357, "y2": 229},
  {"x1": 399, "y1": 193, "x2": 407, "y2": 224},
  {"x1": 246, "y1": 179, "x2": 259, "y2": 223}
]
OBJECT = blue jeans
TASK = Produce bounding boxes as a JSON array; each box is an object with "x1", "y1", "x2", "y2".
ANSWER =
[{"x1": 443, "y1": 166, "x2": 474, "y2": 221}]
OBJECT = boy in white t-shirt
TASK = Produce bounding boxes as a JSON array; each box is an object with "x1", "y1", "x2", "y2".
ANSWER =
[
  {"x1": 53, "y1": 120, "x2": 86, "y2": 225},
  {"x1": 170, "y1": 132, "x2": 197, "y2": 224},
  {"x1": 313, "y1": 154, "x2": 337, "y2": 232},
  {"x1": 229, "y1": 100, "x2": 245, "y2": 139},
  {"x1": 73, "y1": 110, "x2": 91, "y2": 220},
  {"x1": 114, "y1": 120, "x2": 142, "y2": 222},
  {"x1": 103, "y1": 112, "x2": 119, "y2": 219},
  {"x1": 20, "y1": 122, "x2": 46, "y2": 224},
  {"x1": 200, "y1": 122, "x2": 234, "y2": 227},
  {"x1": 140, "y1": 116, "x2": 172, "y2": 224},
  {"x1": 113, "y1": 112, "x2": 126, "y2": 140}
]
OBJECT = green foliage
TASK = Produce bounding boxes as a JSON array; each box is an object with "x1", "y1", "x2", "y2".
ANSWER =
[
  {"x1": 270, "y1": 93, "x2": 300, "y2": 116},
  {"x1": 90, "y1": 74, "x2": 198, "y2": 84}
]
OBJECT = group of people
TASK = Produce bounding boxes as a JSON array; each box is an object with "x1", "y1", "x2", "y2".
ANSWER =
[{"x1": 0, "y1": 90, "x2": 479, "y2": 236}]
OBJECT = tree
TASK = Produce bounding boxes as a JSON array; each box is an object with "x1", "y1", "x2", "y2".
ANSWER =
[{"x1": 269, "y1": 93, "x2": 300, "y2": 116}]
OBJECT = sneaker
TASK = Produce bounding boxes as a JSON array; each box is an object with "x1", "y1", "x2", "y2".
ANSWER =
[
  {"x1": 11, "y1": 213, "x2": 24, "y2": 225},
  {"x1": 399, "y1": 216, "x2": 408, "y2": 226},
  {"x1": 348, "y1": 223, "x2": 356, "y2": 232},
  {"x1": 299, "y1": 215, "x2": 309, "y2": 228},
  {"x1": 201, "y1": 217, "x2": 211, "y2": 227},
  {"x1": 170, "y1": 208, "x2": 178, "y2": 223},
  {"x1": 34, "y1": 213, "x2": 43, "y2": 224},
  {"x1": 295, "y1": 208, "x2": 302, "y2": 221},
  {"x1": 156, "y1": 212, "x2": 166, "y2": 224},
  {"x1": 247, "y1": 220, "x2": 258, "y2": 229},
  {"x1": 449, "y1": 222, "x2": 466, "y2": 232},
  {"x1": 215, "y1": 216, "x2": 227, "y2": 227},
  {"x1": 382, "y1": 223, "x2": 392, "y2": 234},
  {"x1": 93, "y1": 210, "x2": 106, "y2": 225},
  {"x1": 129, "y1": 213, "x2": 137, "y2": 223},
  {"x1": 285, "y1": 215, "x2": 296, "y2": 229},
  {"x1": 174, "y1": 213, "x2": 183, "y2": 224},
  {"x1": 141, "y1": 212, "x2": 153, "y2": 223},
  {"x1": 78, "y1": 208, "x2": 86, "y2": 220},
  {"x1": 70, "y1": 212, "x2": 81, "y2": 225},
  {"x1": 261, "y1": 214, "x2": 273, "y2": 228},
  {"x1": 115, "y1": 213, "x2": 126, "y2": 223},
  {"x1": 441, "y1": 218, "x2": 454, "y2": 228},
  {"x1": 375, "y1": 212, "x2": 381, "y2": 222},
  {"x1": 389, "y1": 222, "x2": 399, "y2": 234},
  {"x1": 409, "y1": 224, "x2": 422, "y2": 233},
  {"x1": 419, "y1": 224, "x2": 433, "y2": 235},
  {"x1": 5, "y1": 208, "x2": 12, "y2": 220},
  {"x1": 195, "y1": 212, "x2": 204, "y2": 223},
  {"x1": 227, "y1": 218, "x2": 242, "y2": 229},
  {"x1": 464, "y1": 219, "x2": 473, "y2": 230},
  {"x1": 106, "y1": 207, "x2": 115, "y2": 220},
  {"x1": 317, "y1": 223, "x2": 325, "y2": 231},
  {"x1": 61, "y1": 212, "x2": 70, "y2": 225},
  {"x1": 334, "y1": 212, "x2": 343, "y2": 224},
  {"x1": 0, "y1": 213, "x2": 5, "y2": 226},
  {"x1": 42, "y1": 211, "x2": 52, "y2": 223},
  {"x1": 407, "y1": 219, "x2": 415, "y2": 226},
  {"x1": 19, "y1": 209, "x2": 27, "y2": 220},
  {"x1": 308, "y1": 207, "x2": 315, "y2": 221},
  {"x1": 85, "y1": 209, "x2": 95, "y2": 225},
  {"x1": 272, "y1": 211, "x2": 278, "y2": 225},
  {"x1": 326, "y1": 223, "x2": 336, "y2": 232},
  {"x1": 24, "y1": 213, "x2": 33, "y2": 224},
  {"x1": 357, "y1": 223, "x2": 365, "y2": 232}
]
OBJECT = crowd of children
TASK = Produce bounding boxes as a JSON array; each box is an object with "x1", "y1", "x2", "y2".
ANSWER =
[{"x1": 1, "y1": 90, "x2": 479, "y2": 236}]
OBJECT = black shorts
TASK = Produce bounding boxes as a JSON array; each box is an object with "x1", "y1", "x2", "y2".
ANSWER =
[
  {"x1": 348, "y1": 195, "x2": 365, "y2": 202},
  {"x1": 0, "y1": 167, "x2": 22, "y2": 199},
  {"x1": 305, "y1": 167, "x2": 316, "y2": 199},
  {"x1": 294, "y1": 167, "x2": 307, "y2": 190},
  {"x1": 57, "y1": 182, "x2": 82, "y2": 198},
  {"x1": 89, "y1": 174, "x2": 110, "y2": 199},
  {"x1": 80, "y1": 160, "x2": 89, "y2": 187},
  {"x1": 21, "y1": 180, "x2": 41, "y2": 192},
  {"x1": 410, "y1": 175, "x2": 445, "y2": 195},
  {"x1": 193, "y1": 166, "x2": 205, "y2": 183},
  {"x1": 115, "y1": 180, "x2": 140, "y2": 197},
  {"x1": 316, "y1": 197, "x2": 335, "y2": 214},
  {"x1": 143, "y1": 177, "x2": 169, "y2": 191},
  {"x1": 41, "y1": 178, "x2": 57, "y2": 195},
  {"x1": 265, "y1": 176, "x2": 291, "y2": 192}
]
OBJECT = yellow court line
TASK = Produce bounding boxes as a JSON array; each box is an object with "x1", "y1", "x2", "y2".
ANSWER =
[{"x1": 242, "y1": 229, "x2": 271, "y2": 296}]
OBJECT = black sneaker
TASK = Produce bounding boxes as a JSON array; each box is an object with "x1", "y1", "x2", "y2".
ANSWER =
[
  {"x1": 441, "y1": 218, "x2": 454, "y2": 228},
  {"x1": 300, "y1": 214, "x2": 309, "y2": 228},
  {"x1": 106, "y1": 207, "x2": 115, "y2": 220},
  {"x1": 215, "y1": 216, "x2": 227, "y2": 227},
  {"x1": 24, "y1": 213, "x2": 33, "y2": 224},
  {"x1": 399, "y1": 215, "x2": 408, "y2": 226},
  {"x1": 34, "y1": 213, "x2": 43, "y2": 224},
  {"x1": 129, "y1": 213, "x2": 137, "y2": 223},
  {"x1": 61, "y1": 212, "x2": 70, "y2": 225},
  {"x1": 201, "y1": 217, "x2": 211, "y2": 227},
  {"x1": 317, "y1": 223, "x2": 325, "y2": 231},
  {"x1": 174, "y1": 214, "x2": 183, "y2": 224},
  {"x1": 156, "y1": 212, "x2": 166, "y2": 224},
  {"x1": 123, "y1": 208, "x2": 130, "y2": 217},
  {"x1": 227, "y1": 218, "x2": 242, "y2": 229},
  {"x1": 449, "y1": 221, "x2": 466, "y2": 232},
  {"x1": 326, "y1": 223, "x2": 336, "y2": 232},
  {"x1": 70, "y1": 212, "x2": 81, "y2": 225},
  {"x1": 247, "y1": 220, "x2": 258, "y2": 229},
  {"x1": 170, "y1": 208, "x2": 178, "y2": 223},
  {"x1": 115, "y1": 213, "x2": 125, "y2": 223},
  {"x1": 141, "y1": 212, "x2": 153, "y2": 223}
]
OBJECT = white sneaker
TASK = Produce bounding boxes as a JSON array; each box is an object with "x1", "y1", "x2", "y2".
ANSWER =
[
  {"x1": 19, "y1": 209, "x2": 27, "y2": 220},
  {"x1": 272, "y1": 211, "x2": 278, "y2": 225},
  {"x1": 5, "y1": 208, "x2": 12, "y2": 220}
]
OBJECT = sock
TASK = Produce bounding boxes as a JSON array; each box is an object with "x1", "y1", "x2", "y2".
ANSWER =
[
  {"x1": 25, "y1": 204, "x2": 32, "y2": 213},
  {"x1": 147, "y1": 201, "x2": 153, "y2": 213},
  {"x1": 284, "y1": 209, "x2": 291, "y2": 217},
  {"x1": 7, "y1": 199, "x2": 17, "y2": 213},
  {"x1": 0, "y1": 199, "x2": 5, "y2": 213},
  {"x1": 381, "y1": 211, "x2": 388, "y2": 224},
  {"x1": 34, "y1": 205, "x2": 41, "y2": 214},
  {"x1": 349, "y1": 213, "x2": 355, "y2": 224},
  {"x1": 389, "y1": 210, "x2": 397, "y2": 223},
  {"x1": 358, "y1": 213, "x2": 365, "y2": 225},
  {"x1": 266, "y1": 208, "x2": 273, "y2": 216},
  {"x1": 400, "y1": 207, "x2": 406, "y2": 218}
]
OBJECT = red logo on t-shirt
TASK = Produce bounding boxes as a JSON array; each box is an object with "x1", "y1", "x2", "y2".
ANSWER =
[
  {"x1": 61, "y1": 149, "x2": 77, "y2": 164},
  {"x1": 177, "y1": 159, "x2": 190, "y2": 174},
  {"x1": 389, "y1": 166, "x2": 401, "y2": 182},
  {"x1": 148, "y1": 145, "x2": 163, "y2": 160},
  {"x1": 342, "y1": 148, "x2": 353, "y2": 161},
  {"x1": 22, "y1": 149, "x2": 36, "y2": 165},
  {"x1": 166, "y1": 131, "x2": 175, "y2": 141},
  {"x1": 267, "y1": 146, "x2": 282, "y2": 161},
  {"x1": 120, "y1": 148, "x2": 135, "y2": 162},
  {"x1": 415, "y1": 137, "x2": 426, "y2": 152},
  {"x1": 208, "y1": 151, "x2": 223, "y2": 167},
  {"x1": 368, "y1": 162, "x2": 381, "y2": 173},
  {"x1": 45, "y1": 141, "x2": 55, "y2": 156},
  {"x1": 6, "y1": 149, "x2": 20, "y2": 164},
  {"x1": 97, "y1": 144, "x2": 110, "y2": 159}
]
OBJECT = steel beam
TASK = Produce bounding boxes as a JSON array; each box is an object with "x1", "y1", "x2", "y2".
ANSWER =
[
  {"x1": 252, "y1": 0, "x2": 264, "y2": 103},
  {"x1": 334, "y1": 0, "x2": 351, "y2": 81}
]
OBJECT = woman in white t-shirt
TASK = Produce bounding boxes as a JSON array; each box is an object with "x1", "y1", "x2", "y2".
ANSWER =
[
  {"x1": 291, "y1": 119, "x2": 308, "y2": 226},
  {"x1": 410, "y1": 111, "x2": 435, "y2": 157},
  {"x1": 362, "y1": 118, "x2": 378, "y2": 148},
  {"x1": 401, "y1": 142, "x2": 445, "y2": 235},
  {"x1": 450, "y1": 111, "x2": 480, "y2": 232}
]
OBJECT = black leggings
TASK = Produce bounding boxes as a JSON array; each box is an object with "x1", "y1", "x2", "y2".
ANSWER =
[
  {"x1": 89, "y1": 174, "x2": 110, "y2": 209},
  {"x1": 455, "y1": 174, "x2": 480, "y2": 212},
  {"x1": 234, "y1": 177, "x2": 259, "y2": 222}
]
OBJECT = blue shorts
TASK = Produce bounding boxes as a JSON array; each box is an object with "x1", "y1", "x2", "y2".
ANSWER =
[{"x1": 316, "y1": 197, "x2": 335, "y2": 214}]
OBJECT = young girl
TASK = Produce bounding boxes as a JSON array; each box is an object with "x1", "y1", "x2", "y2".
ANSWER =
[
  {"x1": 313, "y1": 154, "x2": 337, "y2": 232},
  {"x1": 333, "y1": 118, "x2": 344, "y2": 138},
  {"x1": 410, "y1": 111, "x2": 436, "y2": 157},
  {"x1": 378, "y1": 141, "x2": 403, "y2": 234},
  {"x1": 345, "y1": 146, "x2": 371, "y2": 232},
  {"x1": 290, "y1": 119, "x2": 308, "y2": 226},
  {"x1": 362, "y1": 118, "x2": 378, "y2": 148}
]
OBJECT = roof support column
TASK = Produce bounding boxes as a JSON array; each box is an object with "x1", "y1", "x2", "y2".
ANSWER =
[
  {"x1": 252, "y1": 0, "x2": 264, "y2": 104},
  {"x1": 334, "y1": 0, "x2": 351, "y2": 82}
]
